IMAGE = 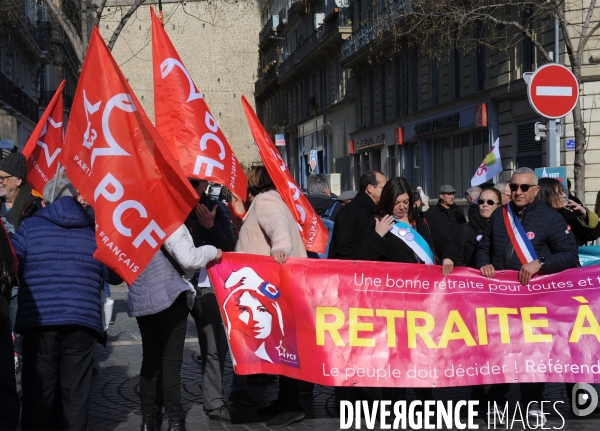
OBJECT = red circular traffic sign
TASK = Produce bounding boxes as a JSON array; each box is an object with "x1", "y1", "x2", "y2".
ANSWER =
[{"x1": 527, "y1": 63, "x2": 579, "y2": 119}]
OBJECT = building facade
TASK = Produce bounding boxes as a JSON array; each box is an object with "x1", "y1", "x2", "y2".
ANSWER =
[
  {"x1": 256, "y1": 0, "x2": 600, "y2": 204},
  {"x1": 0, "y1": 0, "x2": 78, "y2": 154}
]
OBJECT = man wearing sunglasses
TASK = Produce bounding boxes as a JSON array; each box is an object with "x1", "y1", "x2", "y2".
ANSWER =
[{"x1": 475, "y1": 167, "x2": 578, "y2": 425}]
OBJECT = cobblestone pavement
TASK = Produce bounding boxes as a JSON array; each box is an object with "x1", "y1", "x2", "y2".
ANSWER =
[{"x1": 88, "y1": 286, "x2": 600, "y2": 430}]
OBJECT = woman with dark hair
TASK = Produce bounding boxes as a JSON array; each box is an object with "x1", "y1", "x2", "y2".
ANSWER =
[
  {"x1": 537, "y1": 178, "x2": 600, "y2": 246},
  {"x1": 358, "y1": 177, "x2": 456, "y2": 275},
  {"x1": 358, "y1": 177, "x2": 456, "y2": 403},
  {"x1": 455, "y1": 188, "x2": 502, "y2": 267},
  {"x1": 235, "y1": 165, "x2": 307, "y2": 427}
]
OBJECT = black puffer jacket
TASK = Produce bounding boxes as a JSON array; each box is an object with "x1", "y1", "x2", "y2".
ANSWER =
[{"x1": 475, "y1": 200, "x2": 579, "y2": 272}]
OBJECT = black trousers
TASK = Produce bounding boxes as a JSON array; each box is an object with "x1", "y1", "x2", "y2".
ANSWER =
[
  {"x1": 20, "y1": 326, "x2": 97, "y2": 431},
  {"x1": 0, "y1": 330, "x2": 19, "y2": 431},
  {"x1": 278, "y1": 376, "x2": 302, "y2": 411},
  {"x1": 137, "y1": 293, "x2": 188, "y2": 419}
]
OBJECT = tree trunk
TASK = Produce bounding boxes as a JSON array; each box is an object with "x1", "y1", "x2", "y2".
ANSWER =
[
  {"x1": 572, "y1": 101, "x2": 587, "y2": 204},
  {"x1": 107, "y1": 0, "x2": 147, "y2": 51},
  {"x1": 41, "y1": 0, "x2": 85, "y2": 65}
]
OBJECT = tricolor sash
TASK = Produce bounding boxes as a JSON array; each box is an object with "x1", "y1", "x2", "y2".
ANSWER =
[
  {"x1": 503, "y1": 204, "x2": 538, "y2": 264},
  {"x1": 389, "y1": 220, "x2": 434, "y2": 265}
]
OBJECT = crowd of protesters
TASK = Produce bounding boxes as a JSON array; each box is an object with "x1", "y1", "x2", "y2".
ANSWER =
[{"x1": 2, "y1": 148, "x2": 600, "y2": 430}]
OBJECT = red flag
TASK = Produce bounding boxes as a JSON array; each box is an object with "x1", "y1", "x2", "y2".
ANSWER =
[
  {"x1": 151, "y1": 7, "x2": 247, "y2": 199},
  {"x1": 62, "y1": 27, "x2": 198, "y2": 284},
  {"x1": 240, "y1": 96, "x2": 328, "y2": 253},
  {"x1": 22, "y1": 80, "x2": 65, "y2": 195}
]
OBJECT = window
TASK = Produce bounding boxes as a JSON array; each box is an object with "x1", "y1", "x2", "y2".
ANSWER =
[
  {"x1": 388, "y1": 146, "x2": 398, "y2": 178},
  {"x1": 372, "y1": 148, "x2": 381, "y2": 172},
  {"x1": 302, "y1": 78, "x2": 309, "y2": 118},
  {"x1": 475, "y1": 23, "x2": 486, "y2": 92},
  {"x1": 410, "y1": 49, "x2": 419, "y2": 113},
  {"x1": 432, "y1": 132, "x2": 489, "y2": 197},
  {"x1": 357, "y1": 78, "x2": 363, "y2": 128},
  {"x1": 380, "y1": 63, "x2": 386, "y2": 122},
  {"x1": 452, "y1": 47, "x2": 460, "y2": 100},
  {"x1": 431, "y1": 58, "x2": 440, "y2": 107},
  {"x1": 319, "y1": 67, "x2": 324, "y2": 110},
  {"x1": 394, "y1": 55, "x2": 404, "y2": 117},
  {"x1": 368, "y1": 70, "x2": 375, "y2": 126},
  {"x1": 516, "y1": 120, "x2": 543, "y2": 169},
  {"x1": 521, "y1": 10, "x2": 534, "y2": 72},
  {"x1": 355, "y1": 154, "x2": 362, "y2": 187},
  {"x1": 335, "y1": 60, "x2": 341, "y2": 103}
]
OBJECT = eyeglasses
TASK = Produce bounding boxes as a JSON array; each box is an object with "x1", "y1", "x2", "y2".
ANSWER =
[
  {"x1": 0, "y1": 175, "x2": 14, "y2": 183},
  {"x1": 509, "y1": 183, "x2": 536, "y2": 192},
  {"x1": 477, "y1": 199, "x2": 498, "y2": 206}
]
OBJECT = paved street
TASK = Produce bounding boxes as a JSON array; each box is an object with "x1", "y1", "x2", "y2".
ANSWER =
[{"x1": 88, "y1": 286, "x2": 600, "y2": 430}]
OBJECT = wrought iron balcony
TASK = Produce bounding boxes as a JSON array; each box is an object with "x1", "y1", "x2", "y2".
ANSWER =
[
  {"x1": 38, "y1": 88, "x2": 72, "y2": 109},
  {"x1": 340, "y1": 0, "x2": 410, "y2": 64},
  {"x1": 278, "y1": 9, "x2": 353, "y2": 81},
  {"x1": 0, "y1": 72, "x2": 39, "y2": 123},
  {"x1": 259, "y1": 15, "x2": 280, "y2": 46}
]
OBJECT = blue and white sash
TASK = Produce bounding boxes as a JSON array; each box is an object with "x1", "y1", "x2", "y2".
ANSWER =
[
  {"x1": 389, "y1": 220, "x2": 434, "y2": 264},
  {"x1": 503, "y1": 204, "x2": 538, "y2": 264}
]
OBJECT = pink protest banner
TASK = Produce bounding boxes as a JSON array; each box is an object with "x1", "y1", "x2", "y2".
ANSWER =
[{"x1": 208, "y1": 253, "x2": 600, "y2": 387}]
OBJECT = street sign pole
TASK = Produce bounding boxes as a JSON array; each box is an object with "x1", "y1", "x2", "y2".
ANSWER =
[
  {"x1": 526, "y1": 63, "x2": 578, "y2": 167},
  {"x1": 547, "y1": 16, "x2": 561, "y2": 167}
]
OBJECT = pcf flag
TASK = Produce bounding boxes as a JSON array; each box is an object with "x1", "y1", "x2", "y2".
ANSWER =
[
  {"x1": 241, "y1": 96, "x2": 328, "y2": 253},
  {"x1": 62, "y1": 27, "x2": 198, "y2": 284},
  {"x1": 22, "y1": 80, "x2": 65, "y2": 195},
  {"x1": 151, "y1": 7, "x2": 247, "y2": 200},
  {"x1": 471, "y1": 138, "x2": 502, "y2": 186}
]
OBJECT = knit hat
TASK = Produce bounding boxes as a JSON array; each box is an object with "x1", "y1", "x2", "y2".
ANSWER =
[{"x1": 0, "y1": 153, "x2": 27, "y2": 180}]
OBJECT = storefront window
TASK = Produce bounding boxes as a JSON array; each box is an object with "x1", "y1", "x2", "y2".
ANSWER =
[{"x1": 432, "y1": 131, "x2": 489, "y2": 196}]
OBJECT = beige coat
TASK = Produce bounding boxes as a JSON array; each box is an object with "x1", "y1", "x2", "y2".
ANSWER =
[{"x1": 236, "y1": 190, "x2": 307, "y2": 258}]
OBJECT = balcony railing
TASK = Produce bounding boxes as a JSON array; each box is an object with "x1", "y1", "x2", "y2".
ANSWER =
[
  {"x1": 278, "y1": 9, "x2": 352, "y2": 79},
  {"x1": 0, "y1": 72, "x2": 39, "y2": 123},
  {"x1": 341, "y1": 0, "x2": 410, "y2": 62},
  {"x1": 39, "y1": 89, "x2": 74, "y2": 109},
  {"x1": 259, "y1": 15, "x2": 280, "y2": 45}
]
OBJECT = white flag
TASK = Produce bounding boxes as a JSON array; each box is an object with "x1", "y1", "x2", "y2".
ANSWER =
[{"x1": 471, "y1": 138, "x2": 502, "y2": 186}]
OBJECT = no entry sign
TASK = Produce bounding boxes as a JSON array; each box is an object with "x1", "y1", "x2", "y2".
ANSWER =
[{"x1": 527, "y1": 63, "x2": 579, "y2": 119}]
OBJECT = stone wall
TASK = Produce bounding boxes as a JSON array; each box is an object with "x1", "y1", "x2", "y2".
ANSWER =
[{"x1": 100, "y1": 0, "x2": 262, "y2": 167}]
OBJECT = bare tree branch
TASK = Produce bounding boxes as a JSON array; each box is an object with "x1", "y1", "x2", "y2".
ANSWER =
[
  {"x1": 41, "y1": 0, "x2": 85, "y2": 64},
  {"x1": 107, "y1": 0, "x2": 147, "y2": 51}
]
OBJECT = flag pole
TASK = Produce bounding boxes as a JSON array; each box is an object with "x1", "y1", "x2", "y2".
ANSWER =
[
  {"x1": 48, "y1": 162, "x2": 62, "y2": 203},
  {"x1": 158, "y1": 0, "x2": 164, "y2": 24}
]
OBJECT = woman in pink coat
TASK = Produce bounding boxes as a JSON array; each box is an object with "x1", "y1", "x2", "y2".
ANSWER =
[{"x1": 234, "y1": 166, "x2": 306, "y2": 427}]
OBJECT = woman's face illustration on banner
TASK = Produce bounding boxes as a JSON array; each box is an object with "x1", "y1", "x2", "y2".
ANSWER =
[{"x1": 236, "y1": 291, "x2": 273, "y2": 339}]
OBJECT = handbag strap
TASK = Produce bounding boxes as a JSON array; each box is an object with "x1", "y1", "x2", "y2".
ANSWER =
[{"x1": 160, "y1": 246, "x2": 186, "y2": 278}]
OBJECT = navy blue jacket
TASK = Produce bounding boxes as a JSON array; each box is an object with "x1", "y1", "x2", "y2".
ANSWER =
[
  {"x1": 475, "y1": 200, "x2": 578, "y2": 273},
  {"x1": 12, "y1": 197, "x2": 104, "y2": 336}
]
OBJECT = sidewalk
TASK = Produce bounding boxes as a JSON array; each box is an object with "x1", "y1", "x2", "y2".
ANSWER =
[{"x1": 89, "y1": 286, "x2": 600, "y2": 430}]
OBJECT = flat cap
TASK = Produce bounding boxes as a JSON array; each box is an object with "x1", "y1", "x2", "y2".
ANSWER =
[
  {"x1": 439, "y1": 184, "x2": 456, "y2": 194},
  {"x1": 336, "y1": 190, "x2": 358, "y2": 201}
]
